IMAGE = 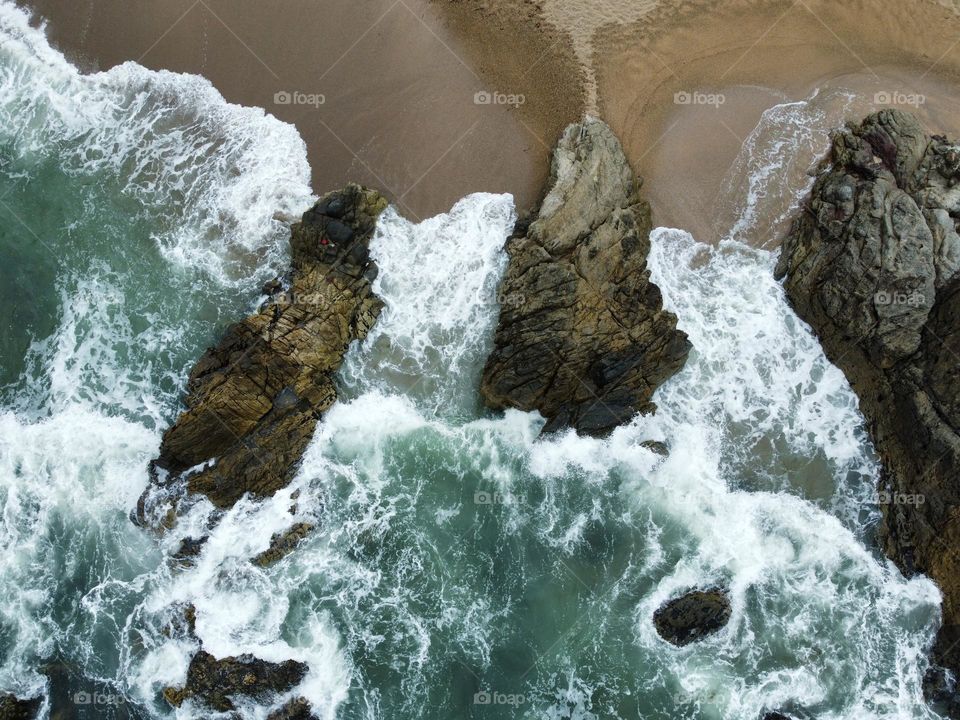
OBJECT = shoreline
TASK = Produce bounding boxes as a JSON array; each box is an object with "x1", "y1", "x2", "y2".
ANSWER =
[
  {"x1": 593, "y1": 0, "x2": 960, "y2": 242},
  {"x1": 18, "y1": 0, "x2": 584, "y2": 221}
]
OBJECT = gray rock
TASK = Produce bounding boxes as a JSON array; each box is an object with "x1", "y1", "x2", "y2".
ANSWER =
[
  {"x1": 480, "y1": 118, "x2": 691, "y2": 436},
  {"x1": 776, "y1": 109, "x2": 960, "y2": 702},
  {"x1": 653, "y1": 588, "x2": 732, "y2": 646}
]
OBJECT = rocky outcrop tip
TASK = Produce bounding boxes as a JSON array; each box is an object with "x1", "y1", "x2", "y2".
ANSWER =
[
  {"x1": 776, "y1": 108, "x2": 960, "y2": 713},
  {"x1": 163, "y1": 651, "x2": 308, "y2": 712},
  {"x1": 0, "y1": 693, "x2": 41, "y2": 720},
  {"x1": 137, "y1": 183, "x2": 388, "y2": 526},
  {"x1": 480, "y1": 117, "x2": 691, "y2": 435}
]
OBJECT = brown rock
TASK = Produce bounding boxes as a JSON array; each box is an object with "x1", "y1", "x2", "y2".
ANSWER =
[
  {"x1": 138, "y1": 184, "x2": 388, "y2": 524},
  {"x1": 0, "y1": 694, "x2": 41, "y2": 720},
  {"x1": 251, "y1": 522, "x2": 315, "y2": 567},
  {"x1": 776, "y1": 109, "x2": 960, "y2": 703},
  {"x1": 162, "y1": 650, "x2": 308, "y2": 712},
  {"x1": 267, "y1": 697, "x2": 318, "y2": 720},
  {"x1": 480, "y1": 118, "x2": 690, "y2": 436}
]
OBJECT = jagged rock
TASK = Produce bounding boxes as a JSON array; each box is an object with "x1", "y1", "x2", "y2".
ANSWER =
[
  {"x1": 267, "y1": 697, "x2": 317, "y2": 720},
  {"x1": 0, "y1": 694, "x2": 41, "y2": 720},
  {"x1": 137, "y1": 184, "x2": 388, "y2": 524},
  {"x1": 162, "y1": 651, "x2": 308, "y2": 712},
  {"x1": 251, "y1": 522, "x2": 315, "y2": 567},
  {"x1": 762, "y1": 714, "x2": 793, "y2": 720},
  {"x1": 775, "y1": 109, "x2": 960, "y2": 701},
  {"x1": 653, "y1": 588, "x2": 732, "y2": 645},
  {"x1": 480, "y1": 118, "x2": 690, "y2": 436},
  {"x1": 172, "y1": 536, "x2": 208, "y2": 566},
  {"x1": 925, "y1": 665, "x2": 960, "y2": 717},
  {"x1": 640, "y1": 440, "x2": 670, "y2": 456},
  {"x1": 161, "y1": 603, "x2": 198, "y2": 640}
]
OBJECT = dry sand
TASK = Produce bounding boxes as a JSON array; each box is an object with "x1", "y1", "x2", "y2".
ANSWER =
[{"x1": 19, "y1": 0, "x2": 583, "y2": 220}]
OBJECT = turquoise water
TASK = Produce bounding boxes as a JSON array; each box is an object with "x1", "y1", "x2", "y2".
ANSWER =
[{"x1": 0, "y1": 2, "x2": 948, "y2": 719}]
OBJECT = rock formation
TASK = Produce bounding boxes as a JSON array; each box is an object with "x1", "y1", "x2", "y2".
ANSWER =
[
  {"x1": 137, "y1": 184, "x2": 387, "y2": 525},
  {"x1": 775, "y1": 109, "x2": 960, "y2": 712},
  {"x1": 653, "y1": 588, "x2": 732, "y2": 646},
  {"x1": 480, "y1": 118, "x2": 691, "y2": 435},
  {"x1": 163, "y1": 651, "x2": 307, "y2": 712},
  {"x1": 251, "y1": 522, "x2": 315, "y2": 567},
  {"x1": 0, "y1": 694, "x2": 41, "y2": 720},
  {"x1": 267, "y1": 697, "x2": 318, "y2": 720}
]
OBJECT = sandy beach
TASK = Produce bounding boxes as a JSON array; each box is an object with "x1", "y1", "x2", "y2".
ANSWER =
[
  {"x1": 18, "y1": 0, "x2": 583, "y2": 220},
  {"x1": 593, "y1": 0, "x2": 960, "y2": 242},
  {"x1": 19, "y1": 0, "x2": 960, "y2": 234}
]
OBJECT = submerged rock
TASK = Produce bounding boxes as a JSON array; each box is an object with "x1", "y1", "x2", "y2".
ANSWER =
[
  {"x1": 653, "y1": 588, "x2": 732, "y2": 645},
  {"x1": 776, "y1": 109, "x2": 960, "y2": 700},
  {"x1": 267, "y1": 697, "x2": 318, "y2": 720},
  {"x1": 480, "y1": 117, "x2": 691, "y2": 436},
  {"x1": 172, "y1": 536, "x2": 208, "y2": 566},
  {"x1": 925, "y1": 665, "x2": 960, "y2": 717},
  {"x1": 640, "y1": 440, "x2": 670, "y2": 457},
  {"x1": 162, "y1": 651, "x2": 308, "y2": 712},
  {"x1": 137, "y1": 184, "x2": 388, "y2": 524},
  {"x1": 251, "y1": 522, "x2": 315, "y2": 567},
  {"x1": 0, "y1": 694, "x2": 41, "y2": 720}
]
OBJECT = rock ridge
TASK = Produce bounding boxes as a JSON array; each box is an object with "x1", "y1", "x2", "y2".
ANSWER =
[
  {"x1": 137, "y1": 183, "x2": 388, "y2": 525},
  {"x1": 775, "y1": 109, "x2": 960, "y2": 714},
  {"x1": 480, "y1": 117, "x2": 691, "y2": 435}
]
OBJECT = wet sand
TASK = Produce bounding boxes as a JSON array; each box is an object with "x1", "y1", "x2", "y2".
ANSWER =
[
  {"x1": 19, "y1": 0, "x2": 584, "y2": 220},
  {"x1": 18, "y1": 0, "x2": 960, "y2": 239},
  {"x1": 592, "y1": 0, "x2": 960, "y2": 242},
  {"x1": 436, "y1": 0, "x2": 960, "y2": 245}
]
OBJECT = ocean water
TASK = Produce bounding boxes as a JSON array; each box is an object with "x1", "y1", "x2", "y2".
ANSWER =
[{"x1": 0, "y1": 2, "x2": 947, "y2": 719}]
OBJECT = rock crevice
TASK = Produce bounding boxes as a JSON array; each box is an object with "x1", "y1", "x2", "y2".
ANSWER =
[{"x1": 137, "y1": 184, "x2": 388, "y2": 524}]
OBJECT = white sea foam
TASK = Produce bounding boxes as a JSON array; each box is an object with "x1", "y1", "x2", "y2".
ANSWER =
[
  {"x1": 292, "y1": 190, "x2": 940, "y2": 717},
  {"x1": 0, "y1": 1, "x2": 313, "y2": 286},
  {"x1": 520, "y1": 225, "x2": 941, "y2": 718},
  {"x1": 717, "y1": 88, "x2": 859, "y2": 247},
  {"x1": 0, "y1": 407, "x2": 158, "y2": 702},
  {"x1": 339, "y1": 193, "x2": 516, "y2": 417},
  {"x1": 0, "y1": 2, "x2": 947, "y2": 715}
]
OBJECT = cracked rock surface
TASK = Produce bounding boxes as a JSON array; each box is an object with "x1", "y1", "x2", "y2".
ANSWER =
[
  {"x1": 776, "y1": 109, "x2": 960, "y2": 711},
  {"x1": 162, "y1": 651, "x2": 308, "y2": 713},
  {"x1": 138, "y1": 183, "x2": 387, "y2": 522},
  {"x1": 480, "y1": 118, "x2": 691, "y2": 435}
]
